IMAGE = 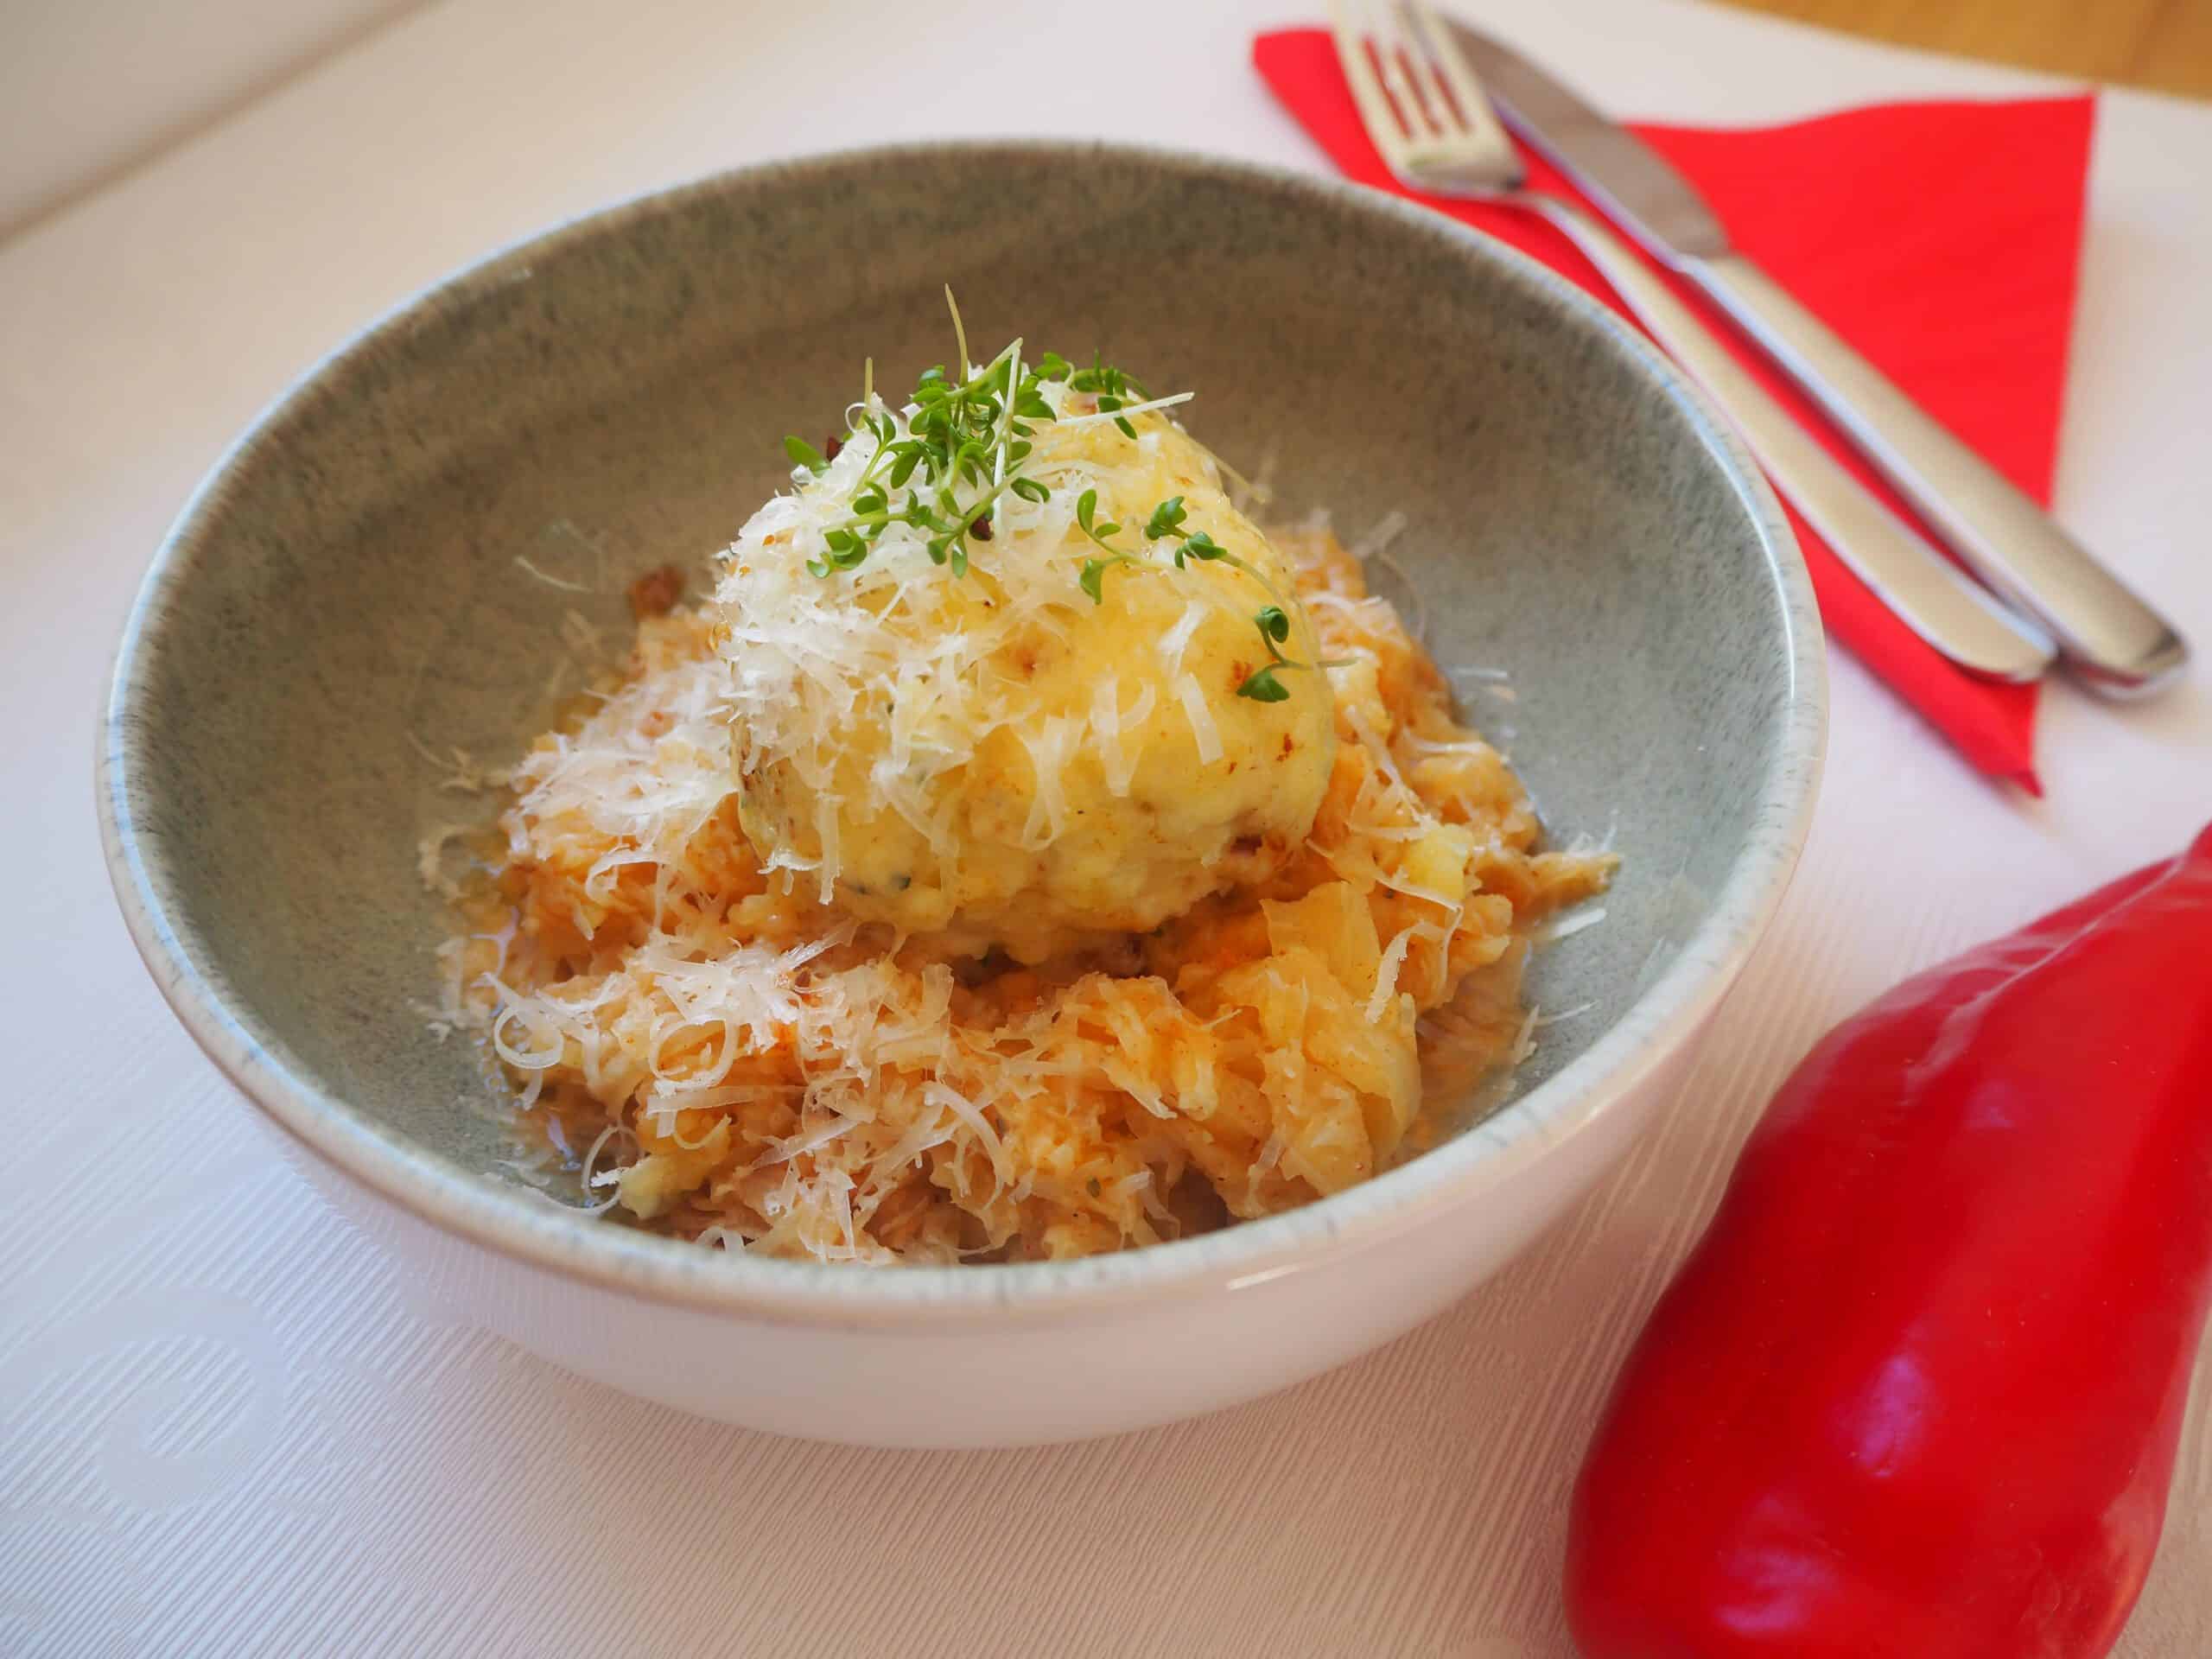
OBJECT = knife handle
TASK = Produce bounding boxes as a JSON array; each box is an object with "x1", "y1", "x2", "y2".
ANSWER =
[
  {"x1": 1682, "y1": 251, "x2": 2186, "y2": 697},
  {"x1": 1529, "y1": 197, "x2": 2055, "y2": 683}
]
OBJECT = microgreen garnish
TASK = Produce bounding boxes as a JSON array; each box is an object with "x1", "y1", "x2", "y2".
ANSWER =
[
  {"x1": 1178, "y1": 531, "x2": 1230, "y2": 566},
  {"x1": 1084, "y1": 485, "x2": 1339, "y2": 700},
  {"x1": 1233, "y1": 587, "x2": 1351, "y2": 703},
  {"x1": 1068, "y1": 352, "x2": 1150, "y2": 439},
  {"x1": 779, "y1": 293, "x2": 1157, "y2": 585},
  {"x1": 1236, "y1": 597, "x2": 1344, "y2": 702},
  {"x1": 1072, "y1": 486, "x2": 1146, "y2": 601},
  {"x1": 1237, "y1": 665, "x2": 1292, "y2": 702},
  {"x1": 773, "y1": 293, "x2": 1344, "y2": 708}
]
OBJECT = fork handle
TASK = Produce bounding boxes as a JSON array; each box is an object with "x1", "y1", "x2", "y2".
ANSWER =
[
  {"x1": 1682, "y1": 251, "x2": 2186, "y2": 697},
  {"x1": 1529, "y1": 197, "x2": 2055, "y2": 683}
]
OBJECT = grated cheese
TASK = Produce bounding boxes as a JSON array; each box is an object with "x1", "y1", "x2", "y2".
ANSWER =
[
  {"x1": 1155, "y1": 598, "x2": 1209, "y2": 675},
  {"x1": 1368, "y1": 921, "x2": 1446, "y2": 1025},
  {"x1": 1090, "y1": 677, "x2": 1155, "y2": 798},
  {"x1": 416, "y1": 821, "x2": 476, "y2": 900},
  {"x1": 1541, "y1": 905, "x2": 1608, "y2": 943},
  {"x1": 1175, "y1": 673, "x2": 1223, "y2": 765}
]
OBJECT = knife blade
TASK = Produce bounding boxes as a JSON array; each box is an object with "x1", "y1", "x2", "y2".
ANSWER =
[{"x1": 1447, "y1": 19, "x2": 2189, "y2": 698}]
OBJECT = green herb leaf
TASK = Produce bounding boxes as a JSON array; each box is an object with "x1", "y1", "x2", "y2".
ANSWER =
[
  {"x1": 812, "y1": 530, "x2": 869, "y2": 573},
  {"x1": 790, "y1": 308, "x2": 1182, "y2": 594},
  {"x1": 1144, "y1": 497, "x2": 1187, "y2": 541},
  {"x1": 1256, "y1": 605, "x2": 1291, "y2": 645},
  {"x1": 1237, "y1": 665, "x2": 1291, "y2": 702},
  {"x1": 1181, "y1": 531, "x2": 1227, "y2": 562},
  {"x1": 1071, "y1": 352, "x2": 1131, "y2": 397},
  {"x1": 1079, "y1": 559, "x2": 1108, "y2": 602}
]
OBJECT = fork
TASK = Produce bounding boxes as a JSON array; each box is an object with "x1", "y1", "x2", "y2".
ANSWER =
[{"x1": 1327, "y1": 0, "x2": 2057, "y2": 684}]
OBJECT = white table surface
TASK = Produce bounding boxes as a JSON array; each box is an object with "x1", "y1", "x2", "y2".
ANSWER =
[
  {"x1": 6, "y1": 1, "x2": 2209, "y2": 1653},
  {"x1": 0, "y1": 0, "x2": 426, "y2": 237}
]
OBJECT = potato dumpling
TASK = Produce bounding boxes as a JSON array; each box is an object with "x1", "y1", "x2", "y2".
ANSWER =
[{"x1": 715, "y1": 394, "x2": 1337, "y2": 963}]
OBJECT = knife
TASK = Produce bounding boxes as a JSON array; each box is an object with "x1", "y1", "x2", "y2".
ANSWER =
[{"x1": 1448, "y1": 19, "x2": 2189, "y2": 699}]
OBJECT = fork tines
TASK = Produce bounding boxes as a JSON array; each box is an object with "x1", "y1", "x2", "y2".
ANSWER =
[{"x1": 1328, "y1": 0, "x2": 1517, "y2": 190}]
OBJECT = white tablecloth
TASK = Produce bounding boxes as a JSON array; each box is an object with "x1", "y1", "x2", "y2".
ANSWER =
[{"x1": 6, "y1": 2, "x2": 2209, "y2": 1653}]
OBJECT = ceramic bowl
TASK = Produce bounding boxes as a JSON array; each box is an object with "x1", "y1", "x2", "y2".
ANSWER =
[{"x1": 100, "y1": 142, "x2": 1823, "y2": 1448}]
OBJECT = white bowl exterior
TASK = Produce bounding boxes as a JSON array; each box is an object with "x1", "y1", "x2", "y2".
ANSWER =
[{"x1": 260, "y1": 1019, "x2": 1710, "y2": 1448}]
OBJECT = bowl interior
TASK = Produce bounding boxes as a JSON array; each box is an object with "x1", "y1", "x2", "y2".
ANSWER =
[{"x1": 112, "y1": 144, "x2": 1805, "y2": 1243}]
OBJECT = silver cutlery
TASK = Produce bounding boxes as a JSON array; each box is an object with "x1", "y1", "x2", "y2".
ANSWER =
[
  {"x1": 1328, "y1": 0, "x2": 2056, "y2": 684},
  {"x1": 1443, "y1": 16, "x2": 2188, "y2": 698}
]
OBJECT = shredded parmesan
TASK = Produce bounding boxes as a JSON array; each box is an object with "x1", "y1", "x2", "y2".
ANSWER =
[
  {"x1": 1090, "y1": 678, "x2": 1155, "y2": 797},
  {"x1": 1156, "y1": 599, "x2": 1209, "y2": 675},
  {"x1": 1017, "y1": 715, "x2": 1078, "y2": 849},
  {"x1": 1541, "y1": 905, "x2": 1608, "y2": 943},
  {"x1": 1368, "y1": 921, "x2": 1446, "y2": 1024},
  {"x1": 1174, "y1": 672, "x2": 1223, "y2": 765},
  {"x1": 416, "y1": 822, "x2": 475, "y2": 899}
]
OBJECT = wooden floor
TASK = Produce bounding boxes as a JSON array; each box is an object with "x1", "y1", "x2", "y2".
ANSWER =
[{"x1": 1710, "y1": 0, "x2": 2212, "y2": 99}]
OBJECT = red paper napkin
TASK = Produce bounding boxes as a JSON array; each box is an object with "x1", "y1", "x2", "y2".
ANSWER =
[{"x1": 1256, "y1": 27, "x2": 2099, "y2": 793}]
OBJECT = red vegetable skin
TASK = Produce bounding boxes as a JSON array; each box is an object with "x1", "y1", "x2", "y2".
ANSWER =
[{"x1": 1567, "y1": 825, "x2": 2212, "y2": 1659}]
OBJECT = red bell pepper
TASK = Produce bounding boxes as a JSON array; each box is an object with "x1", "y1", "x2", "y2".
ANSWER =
[{"x1": 1566, "y1": 823, "x2": 2212, "y2": 1658}]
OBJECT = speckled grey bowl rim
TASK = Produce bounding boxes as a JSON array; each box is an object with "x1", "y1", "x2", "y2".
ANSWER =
[{"x1": 100, "y1": 138, "x2": 1826, "y2": 1329}]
